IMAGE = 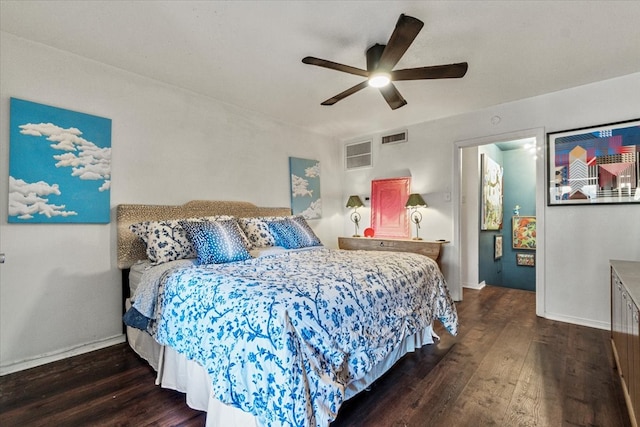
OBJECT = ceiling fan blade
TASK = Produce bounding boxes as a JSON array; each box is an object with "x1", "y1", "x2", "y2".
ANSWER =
[
  {"x1": 378, "y1": 83, "x2": 407, "y2": 110},
  {"x1": 302, "y1": 56, "x2": 369, "y2": 78},
  {"x1": 320, "y1": 81, "x2": 369, "y2": 106},
  {"x1": 377, "y1": 14, "x2": 424, "y2": 72},
  {"x1": 392, "y1": 62, "x2": 469, "y2": 80}
]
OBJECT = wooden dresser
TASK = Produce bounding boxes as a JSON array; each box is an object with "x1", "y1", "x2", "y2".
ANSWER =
[
  {"x1": 338, "y1": 237, "x2": 448, "y2": 268},
  {"x1": 611, "y1": 260, "x2": 640, "y2": 427}
]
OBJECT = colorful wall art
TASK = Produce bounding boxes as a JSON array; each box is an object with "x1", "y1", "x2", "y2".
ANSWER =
[
  {"x1": 494, "y1": 234, "x2": 503, "y2": 260},
  {"x1": 512, "y1": 216, "x2": 536, "y2": 250},
  {"x1": 9, "y1": 98, "x2": 112, "y2": 223},
  {"x1": 289, "y1": 157, "x2": 321, "y2": 219},
  {"x1": 370, "y1": 177, "x2": 410, "y2": 238},
  {"x1": 481, "y1": 154, "x2": 503, "y2": 230},
  {"x1": 516, "y1": 253, "x2": 535, "y2": 267},
  {"x1": 547, "y1": 119, "x2": 640, "y2": 205}
]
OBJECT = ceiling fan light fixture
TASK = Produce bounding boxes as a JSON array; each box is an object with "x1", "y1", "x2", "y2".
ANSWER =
[
  {"x1": 302, "y1": 14, "x2": 468, "y2": 109},
  {"x1": 368, "y1": 72, "x2": 391, "y2": 88}
]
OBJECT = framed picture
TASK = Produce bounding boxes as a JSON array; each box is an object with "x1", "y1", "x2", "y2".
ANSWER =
[
  {"x1": 547, "y1": 118, "x2": 640, "y2": 206},
  {"x1": 516, "y1": 253, "x2": 535, "y2": 267},
  {"x1": 289, "y1": 157, "x2": 321, "y2": 219},
  {"x1": 9, "y1": 98, "x2": 112, "y2": 223},
  {"x1": 494, "y1": 234, "x2": 503, "y2": 260},
  {"x1": 513, "y1": 216, "x2": 536, "y2": 250},
  {"x1": 370, "y1": 177, "x2": 410, "y2": 238},
  {"x1": 481, "y1": 154, "x2": 503, "y2": 230}
]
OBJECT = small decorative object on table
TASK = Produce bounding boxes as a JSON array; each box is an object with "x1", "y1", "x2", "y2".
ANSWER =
[{"x1": 513, "y1": 205, "x2": 520, "y2": 216}]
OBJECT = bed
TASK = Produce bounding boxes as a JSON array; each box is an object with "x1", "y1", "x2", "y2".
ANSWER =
[{"x1": 117, "y1": 200, "x2": 458, "y2": 427}]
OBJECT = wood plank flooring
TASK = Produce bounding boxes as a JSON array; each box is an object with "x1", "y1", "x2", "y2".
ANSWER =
[{"x1": 0, "y1": 286, "x2": 630, "y2": 427}]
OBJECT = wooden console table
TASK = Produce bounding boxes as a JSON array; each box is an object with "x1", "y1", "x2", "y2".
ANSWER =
[{"x1": 338, "y1": 237, "x2": 448, "y2": 268}]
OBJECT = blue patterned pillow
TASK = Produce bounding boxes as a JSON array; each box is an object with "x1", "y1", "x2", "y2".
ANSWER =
[
  {"x1": 130, "y1": 215, "x2": 233, "y2": 265},
  {"x1": 266, "y1": 217, "x2": 322, "y2": 249},
  {"x1": 180, "y1": 219, "x2": 251, "y2": 264},
  {"x1": 267, "y1": 220, "x2": 300, "y2": 249},
  {"x1": 238, "y1": 216, "x2": 288, "y2": 248},
  {"x1": 288, "y1": 216, "x2": 322, "y2": 247}
]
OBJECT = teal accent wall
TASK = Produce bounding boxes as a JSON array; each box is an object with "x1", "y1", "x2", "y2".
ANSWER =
[
  {"x1": 503, "y1": 148, "x2": 536, "y2": 291},
  {"x1": 478, "y1": 143, "x2": 536, "y2": 290}
]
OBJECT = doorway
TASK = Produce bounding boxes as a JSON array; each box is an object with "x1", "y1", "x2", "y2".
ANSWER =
[{"x1": 452, "y1": 128, "x2": 546, "y2": 317}]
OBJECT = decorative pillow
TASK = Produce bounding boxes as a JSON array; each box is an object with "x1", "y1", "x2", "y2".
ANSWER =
[
  {"x1": 129, "y1": 215, "x2": 233, "y2": 265},
  {"x1": 266, "y1": 217, "x2": 322, "y2": 249},
  {"x1": 180, "y1": 219, "x2": 252, "y2": 265},
  {"x1": 266, "y1": 220, "x2": 300, "y2": 249},
  {"x1": 288, "y1": 216, "x2": 322, "y2": 247},
  {"x1": 238, "y1": 216, "x2": 288, "y2": 248}
]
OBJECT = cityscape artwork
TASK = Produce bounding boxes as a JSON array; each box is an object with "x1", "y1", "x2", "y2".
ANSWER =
[{"x1": 547, "y1": 119, "x2": 640, "y2": 205}]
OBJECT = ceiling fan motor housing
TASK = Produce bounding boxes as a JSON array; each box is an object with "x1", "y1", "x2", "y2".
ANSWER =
[{"x1": 366, "y1": 44, "x2": 386, "y2": 72}]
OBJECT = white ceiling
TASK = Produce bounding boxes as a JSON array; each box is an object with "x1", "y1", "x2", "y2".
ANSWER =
[{"x1": 1, "y1": 1, "x2": 639, "y2": 141}]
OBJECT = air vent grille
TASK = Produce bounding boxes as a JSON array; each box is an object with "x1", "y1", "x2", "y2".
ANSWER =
[
  {"x1": 345, "y1": 140, "x2": 372, "y2": 170},
  {"x1": 381, "y1": 130, "x2": 408, "y2": 145}
]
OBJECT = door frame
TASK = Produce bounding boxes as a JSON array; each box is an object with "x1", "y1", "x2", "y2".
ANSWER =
[{"x1": 453, "y1": 127, "x2": 546, "y2": 317}]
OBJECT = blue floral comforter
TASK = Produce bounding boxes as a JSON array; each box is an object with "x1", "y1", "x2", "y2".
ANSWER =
[{"x1": 130, "y1": 248, "x2": 457, "y2": 427}]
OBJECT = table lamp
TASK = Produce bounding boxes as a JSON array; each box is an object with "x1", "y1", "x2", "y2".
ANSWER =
[
  {"x1": 405, "y1": 193, "x2": 427, "y2": 240},
  {"x1": 346, "y1": 195, "x2": 364, "y2": 237}
]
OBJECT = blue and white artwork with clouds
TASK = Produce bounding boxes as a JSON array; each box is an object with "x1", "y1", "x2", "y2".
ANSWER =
[
  {"x1": 289, "y1": 157, "x2": 321, "y2": 219},
  {"x1": 9, "y1": 98, "x2": 112, "y2": 223}
]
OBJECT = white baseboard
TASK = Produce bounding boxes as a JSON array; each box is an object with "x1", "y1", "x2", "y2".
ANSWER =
[
  {"x1": 542, "y1": 311, "x2": 609, "y2": 331},
  {"x1": 463, "y1": 280, "x2": 486, "y2": 290},
  {"x1": 0, "y1": 334, "x2": 126, "y2": 376}
]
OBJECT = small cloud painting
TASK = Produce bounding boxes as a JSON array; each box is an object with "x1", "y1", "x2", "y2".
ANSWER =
[
  {"x1": 9, "y1": 98, "x2": 112, "y2": 223},
  {"x1": 289, "y1": 157, "x2": 321, "y2": 219}
]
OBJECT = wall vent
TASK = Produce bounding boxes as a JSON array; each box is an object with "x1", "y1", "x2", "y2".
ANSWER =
[
  {"x1": 345, "y1": 140, "x2": 372, "y2": 170},
  {"x1": 381, "y1": 130, "x2": 408, "y2": 145}
]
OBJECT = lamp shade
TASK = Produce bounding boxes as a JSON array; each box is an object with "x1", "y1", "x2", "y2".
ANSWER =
[
  {"x1": 405, "y1": 193, "x2": 427, "y2": 208},
  {"x1": 346, "y1": 195, "x2": 364, "y2": 208}
]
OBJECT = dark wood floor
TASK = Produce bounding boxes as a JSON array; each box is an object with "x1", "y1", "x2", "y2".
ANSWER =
[{"x1": 0, "y1": 286, "x2": 630, "y2": 427}]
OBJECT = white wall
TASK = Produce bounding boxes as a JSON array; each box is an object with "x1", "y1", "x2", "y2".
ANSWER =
[
  {"x1": 460, "y1": 145, "x2": 479, "y2": 288},
  {"x1": 341, "y1": 72, "x2": 640, "y2": 325},
  {"x1": 341, "y1": 125, "x2": 462, "y2": 289},
  {"x1": 0, "y1": 33, "x2": 342, "y2": 374}
]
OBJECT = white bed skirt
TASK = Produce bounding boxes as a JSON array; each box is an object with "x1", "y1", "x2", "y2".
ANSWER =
[{"x1": 126, "y1": 301, "x2": 436, "y2": 427}]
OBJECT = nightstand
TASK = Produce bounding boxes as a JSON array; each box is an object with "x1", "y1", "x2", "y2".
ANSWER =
[{"x1": 338, "y1": 237, "x2": 448, "y2": 268}]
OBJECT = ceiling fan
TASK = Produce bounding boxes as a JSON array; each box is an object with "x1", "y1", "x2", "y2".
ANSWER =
[{"x1": 302, "y1": 14, "x2": 468, "y2": 110}]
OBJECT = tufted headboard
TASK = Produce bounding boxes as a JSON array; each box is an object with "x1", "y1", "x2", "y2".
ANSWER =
[{"x1": 116, "y1": 200, "x2": 291, "y2": 269}]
